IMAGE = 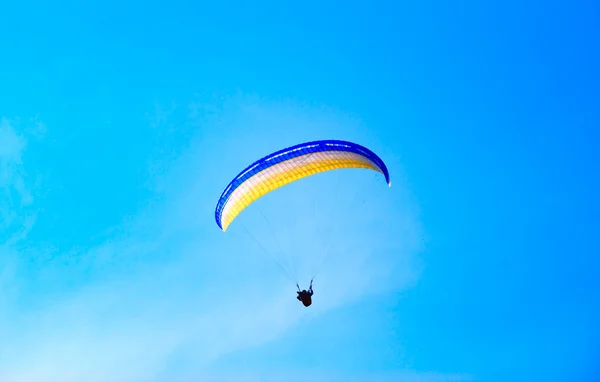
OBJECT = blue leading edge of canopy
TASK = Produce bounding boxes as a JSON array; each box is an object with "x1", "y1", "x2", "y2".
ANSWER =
[{"x1": 214, "y1": 140, "x2": 391, "y2": 230}]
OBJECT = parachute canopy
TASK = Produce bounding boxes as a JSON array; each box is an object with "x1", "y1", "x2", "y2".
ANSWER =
[{"x1": 215, "y1": 139, "x2": 391, "y2": 231}]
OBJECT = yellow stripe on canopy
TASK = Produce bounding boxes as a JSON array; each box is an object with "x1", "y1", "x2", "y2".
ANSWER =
[{"x1": 220, "y1": 150, "x2": 383, "y2": 231}]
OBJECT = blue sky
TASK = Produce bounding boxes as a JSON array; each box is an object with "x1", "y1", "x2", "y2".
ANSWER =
[{"x1": 1, "y1": 0, "x2": 598, "y2": 381}]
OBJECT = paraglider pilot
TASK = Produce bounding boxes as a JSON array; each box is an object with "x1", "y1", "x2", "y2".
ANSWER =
[{"x1": 297, "y1": 280, "x2": 314, "y2": 307}]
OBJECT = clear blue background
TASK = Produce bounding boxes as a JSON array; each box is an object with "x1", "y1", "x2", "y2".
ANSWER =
[{"x1": 0, "y1": 1, "x2": 598, "y2": 381}]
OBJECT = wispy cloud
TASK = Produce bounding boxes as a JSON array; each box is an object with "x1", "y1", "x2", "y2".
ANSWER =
[
  {"x1": 0, "y1": 99, "x2": 434, "y2": 381},
  {"x1": 1, "y1": 118, "x2": 32, "y2": 240},
  {"x1": 0, "y1": 116, "x2": 47, "y2": 244}
]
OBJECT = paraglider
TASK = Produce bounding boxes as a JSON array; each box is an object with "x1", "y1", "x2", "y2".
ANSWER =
[
  {"x1": 296, "y1": 280, "x2": 314, "y2": 307},
  {"x1": 214, "y1": 139, "x2": 391, "y2": 306}
]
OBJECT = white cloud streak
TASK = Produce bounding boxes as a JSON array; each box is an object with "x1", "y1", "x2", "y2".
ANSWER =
[
  {"x1": 0, "y1": 117, "x2": 46, "y2": 245},
  {"x1": 0, "y1": 118, "x2": 31, "y2": 236}
]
